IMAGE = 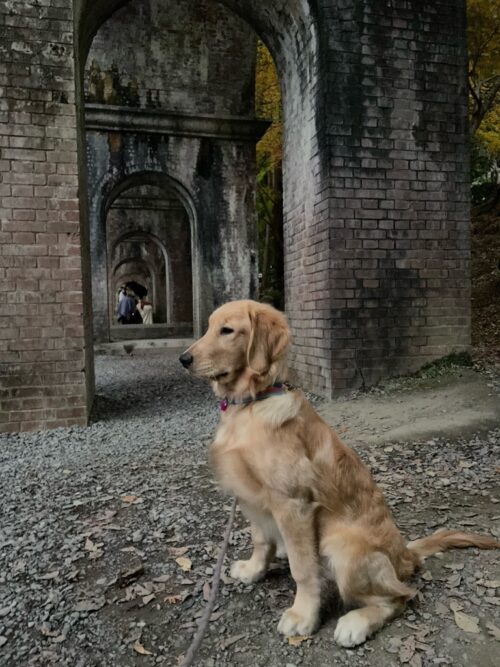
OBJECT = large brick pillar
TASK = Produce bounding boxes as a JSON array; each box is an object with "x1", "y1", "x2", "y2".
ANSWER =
[
  {"x1": 319, "y1": 0, "x2": 470, "y2": 391},
  {"x1": 0, "y1": 0, "x2": 92, "y2": 432}
]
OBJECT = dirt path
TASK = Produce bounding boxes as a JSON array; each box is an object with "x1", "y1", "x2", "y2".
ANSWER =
[{"x1": 318, "y1": 367, "x2": 500, "y2": 445}]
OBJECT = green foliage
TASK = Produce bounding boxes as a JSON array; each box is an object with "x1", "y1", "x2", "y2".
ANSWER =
[
  {"x1": 467, "y1": 1, "x2": 500, "y2": 207},
  {"x1": 467, "y1": 0, "x2": 500, "y2": 136},
  {"x1": 416, "y1": 352, "x2": 473, "y2": 379},
  {"x1": 471, "y1": 136, "x2": 498, "y2": 205}
]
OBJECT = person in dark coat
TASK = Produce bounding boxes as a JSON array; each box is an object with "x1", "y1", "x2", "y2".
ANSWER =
[{"x1": 116, "y1": 290, "x2": 136, "y2": 324}]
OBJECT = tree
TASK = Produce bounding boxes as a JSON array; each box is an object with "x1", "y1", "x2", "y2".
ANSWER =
[
  {"x1": 467, "y1": 0, "x2": 500, "y2": 207},
  {"x1": 467, "y1": 0, "x2": 500, "y2": 135},
  {"x1": 255, "y1": 42, "x2": 284, "y2": 307}
]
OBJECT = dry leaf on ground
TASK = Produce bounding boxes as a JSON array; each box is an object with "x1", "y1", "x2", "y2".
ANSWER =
[
  {"x1": 84, "y1": 537, "x2": 103, "y2": 559},
  {"x1": 121, "y1": 494, "x2": 141, "y2": 504},
  {"x1": 399, "y1": 636, "x2": 416, "y2": 663},
  {"x1": 453, "y1": 610, "x2": 480, "y2": 633},
  {"x1": 203, "y1": 582, "x2": 211, "y2": 601},
  {"x1": 168, "y1": 546, "x2": 189, "y2": 557},
  {"x1": 132, "y1": 640, "x2": 153, "y2": 656},
  {"x1": 175, "y1": 556, "x2": 192, "y2": 572},
  {"x1": 165, "y1": 594, "x2": 182, "y2": 604},
  {"x1": 288, "y1": 635, "x2": 313, "y2": 646}
]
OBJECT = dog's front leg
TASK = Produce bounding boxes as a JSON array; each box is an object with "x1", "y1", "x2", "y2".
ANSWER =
[
  {"x1": 230, "y1": 514, "x2": 276, "y2": 584},
  {"x1": 273, "y1": 498, "x2": 321, "y2": 636}
]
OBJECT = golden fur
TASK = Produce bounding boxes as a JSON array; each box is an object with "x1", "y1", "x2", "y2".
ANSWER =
[{"x1": 181, "y1": 300, "x2": 499, "y2": 646}]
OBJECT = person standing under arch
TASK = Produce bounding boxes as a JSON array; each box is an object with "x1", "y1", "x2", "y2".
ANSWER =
[
  {"x1": 137, "y1": 297, "x2": 153, "y2": 325},
  {"x1": 116, "y1": 288, "x2": 136, "y2": 324}
]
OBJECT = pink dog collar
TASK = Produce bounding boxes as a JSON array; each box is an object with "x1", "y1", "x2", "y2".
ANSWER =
[{"x1": 219, "y1": 383, "x2": 287, "y2": 412}]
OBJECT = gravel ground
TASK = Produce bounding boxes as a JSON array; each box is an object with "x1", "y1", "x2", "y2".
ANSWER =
[{"x1": 0, "y1": 353, "x2": 499, "y2": 667}]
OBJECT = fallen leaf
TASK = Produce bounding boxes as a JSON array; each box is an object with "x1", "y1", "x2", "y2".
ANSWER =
[
  {"x1": 133, "y1": 640, "x2": 154, "y2": 656},
  {"x1": 142, "y1": 594, "x2": 155, "y2": 606},
  {"x1": 483, "y1": 580, "x2": 500, "y2": 588},
  {"x1": 203, "y1": 582, "x2": 211, "y2": 601},
  {"x1": 168, "y1": 546, "x2": 189, "y2": 557},
  {"x1": 175, "y1": 557, "x2": 192, "y2": 572},
  {"x1": 421, "y1": 570, "x2": 433, "y2": 581},
  {"x1": 165, "y1": 594, "x2": 182, "y2": 604},
  {"x1": 84, "y1": 537, "x2": 103, "y2": 560},
  {"x1": 485, "y1": 622, "x2": 500, "y2": 640},
  {"x1": 453, "y1": 610, "x2": 480, "y2": 634},
  {"x1": 153, "y1": 574, "x2": 170, "y2": 583},
  {"x1": 399, "y1": 636, "x2": 416, "y2": 663},
  {"x1": 288, "y1": 635, "x2": 313, "y2": 646},
  {"x1": 121, "y1": 494, "x2": 140, "y2": 503}
]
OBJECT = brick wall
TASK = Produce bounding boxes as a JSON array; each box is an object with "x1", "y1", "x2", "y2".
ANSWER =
[
  {"x1": 322, "y1": 0, "x2": 470, "y2": 391},
  {"x1": 85, "y1": 0, "x2": 256, "y2": 117},
  {"x1": 0, "y1": 0, "x2": 91, "y2": 432}
]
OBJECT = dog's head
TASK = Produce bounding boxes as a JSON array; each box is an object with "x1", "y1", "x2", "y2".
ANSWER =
[{"x1": 179, "y1": 300, "x2": 290, "y2": 397}]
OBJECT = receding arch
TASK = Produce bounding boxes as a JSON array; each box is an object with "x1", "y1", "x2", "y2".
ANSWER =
[
  {"x1": 110, "y1": 229, "x2": 174, "y2": 326},
  {"x1": 90, "y1": 168, "x2": 200, "y2": 340}
]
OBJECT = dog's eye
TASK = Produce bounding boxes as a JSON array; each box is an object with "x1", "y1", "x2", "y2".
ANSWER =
[{"x1": 220, "y1": 326, "x2": 234, "y2": 335}]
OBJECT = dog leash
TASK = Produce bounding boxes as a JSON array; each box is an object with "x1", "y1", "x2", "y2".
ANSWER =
[{"x1": 180, "y1": 497, "x2": 237, "y2": 667}]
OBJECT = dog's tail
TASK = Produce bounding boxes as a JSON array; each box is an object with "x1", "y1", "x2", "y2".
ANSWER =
[{"x1": 407, "y1": 530, "x2": 499, "y2": 560}]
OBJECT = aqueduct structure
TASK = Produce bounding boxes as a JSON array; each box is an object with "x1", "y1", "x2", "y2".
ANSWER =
[{"x1": 0, "y1": 0, "x2": 470, "y2": 431}]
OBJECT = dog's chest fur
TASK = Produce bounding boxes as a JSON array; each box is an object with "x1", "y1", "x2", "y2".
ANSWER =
[{"x1": 209, "y1": 392, "x2": 302, "y2": 507}]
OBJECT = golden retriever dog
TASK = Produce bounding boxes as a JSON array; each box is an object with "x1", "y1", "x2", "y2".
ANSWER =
[{"x1": 179, "y1": 299, "x2": 499, "y2": 646}]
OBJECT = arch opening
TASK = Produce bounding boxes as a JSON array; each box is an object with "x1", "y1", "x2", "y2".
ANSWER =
[{"x1": 101, "y1": 177, "x2": 195, "y2": 341}]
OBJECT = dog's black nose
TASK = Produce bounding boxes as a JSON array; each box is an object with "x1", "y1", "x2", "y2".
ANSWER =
[{"x1": 179, "y1": 352, "x2": 193, "y2": 368}]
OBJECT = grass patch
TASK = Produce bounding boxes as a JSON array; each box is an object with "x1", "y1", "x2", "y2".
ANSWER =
[{"x1": 415, "y1": 351, "x2": 473, "y2": 379}]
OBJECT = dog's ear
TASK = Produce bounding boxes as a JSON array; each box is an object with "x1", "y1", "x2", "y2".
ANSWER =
[{"x1": 247, "y1": 304, "x2": 290, "y2": 374}]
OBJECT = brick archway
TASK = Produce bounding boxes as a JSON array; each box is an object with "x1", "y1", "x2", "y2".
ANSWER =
[
  {"x1": 0, "y1": 1, "x2": 471, "y2": 431},
  {"x1": 89, "y1": 169, "x2": 200, "y2": 341}
]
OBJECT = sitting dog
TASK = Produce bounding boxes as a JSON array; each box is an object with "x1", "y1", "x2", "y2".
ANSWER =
[{"x1": 179, "y1": 299, "x2": 498, "y2": 647}]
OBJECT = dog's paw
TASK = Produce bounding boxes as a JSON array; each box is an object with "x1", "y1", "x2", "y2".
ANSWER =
[
  {"x1": 277, "y1": 607, "x2": 319, "y2": 637},
  {"x1": 334, "y1": 611, "x2": 370, "y2": 647},
  {"x1": 230, "y1": 559, "x2": 265, "y2": 584}
]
